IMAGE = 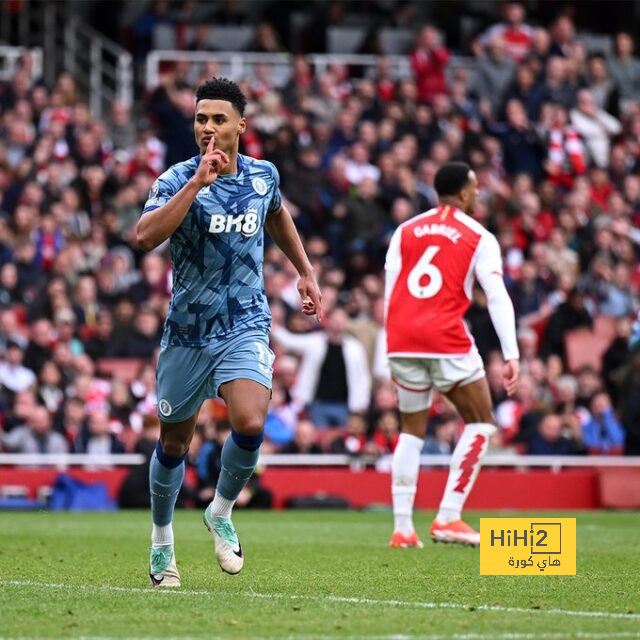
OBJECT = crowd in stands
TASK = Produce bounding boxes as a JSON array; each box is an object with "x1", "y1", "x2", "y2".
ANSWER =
[{"x1": 1, "y1": 2, "x2": 640, "y2": 477}]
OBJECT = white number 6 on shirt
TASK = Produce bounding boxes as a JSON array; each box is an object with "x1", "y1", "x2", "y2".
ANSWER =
[{"x1": 407, "y1": 246, "x2": 443, "y2": 299}]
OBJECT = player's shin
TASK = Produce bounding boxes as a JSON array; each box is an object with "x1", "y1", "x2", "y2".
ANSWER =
[
  {"x1": 391, "y1": 433, "x2": 424, "y2": 536},
  {"x1": 208, "y1": 430, "x2": 263, "y2": 518},
  {"x1": 436, "y1": 423, "x2": 495, "y2": 524},
  {"x1": 149, "y1": 441, "x2": 187, "y2": 546}
]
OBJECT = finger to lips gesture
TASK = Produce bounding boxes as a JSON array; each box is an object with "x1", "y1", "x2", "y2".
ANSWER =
[{"x1": 197, "y1": 136, "x2": 229, "y2": 186}]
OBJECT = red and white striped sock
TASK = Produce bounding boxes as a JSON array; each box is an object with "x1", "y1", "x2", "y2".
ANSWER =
[{"x1": 436, "y1": 423, "x2": 495, "y2": 524}]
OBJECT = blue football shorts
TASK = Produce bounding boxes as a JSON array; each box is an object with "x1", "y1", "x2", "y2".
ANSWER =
[{"x1": 155, "y1": 329, "x2": 275, "y2": 423}]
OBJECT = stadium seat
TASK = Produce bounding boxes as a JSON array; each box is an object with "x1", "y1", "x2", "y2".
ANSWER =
[
  {"x1": 594, "y1": 315, "x2": 616, "y2": 342},
  {"x1": 153, "y1": 24, "x2": 178, "y2": 50},
  {"x1": 564, "y1": 328, "x2": 611, "y2": 373},
  {"x1": 327, "y1": 27, "x2": 366, "y2": 53},
  {"x1": 379, "y1": 28, "x2": 414, "y2": 55},
  {"x1": 96, "y1": 358, "x2": 144, "y2": 384},
  {"x1": 210, "y1": 26, "x2": 254, "y2": 51}
]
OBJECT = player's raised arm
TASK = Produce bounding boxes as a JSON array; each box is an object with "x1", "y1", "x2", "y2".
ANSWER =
[
  {"x1": 136, "y1": 137, "x2": 229, "y2": 251},
  {"x1": 265, "y1": 203, "x2": 323, "y2": 321}
]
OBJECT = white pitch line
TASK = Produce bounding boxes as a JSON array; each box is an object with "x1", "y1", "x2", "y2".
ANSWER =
[{"x1": 1, "y1": 579, "x2": 639, "y2": 623}]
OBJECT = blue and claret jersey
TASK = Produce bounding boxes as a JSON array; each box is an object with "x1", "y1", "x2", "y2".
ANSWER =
[{"x1": 143, "y1": 153, "x2": 282, "y2": 347}]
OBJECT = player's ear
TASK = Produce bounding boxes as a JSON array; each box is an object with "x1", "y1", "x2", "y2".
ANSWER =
[{"x1": 238, "y1": 117, "x2": 247, "y2": 135}]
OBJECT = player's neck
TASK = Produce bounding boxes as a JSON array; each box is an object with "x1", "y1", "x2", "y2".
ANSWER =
[
  {"x1": 439, "y1": 197, "x2": 464, "y2": 212},
  {"x1": 219, "y1": 151, "x2": 239, "y2": 176}
]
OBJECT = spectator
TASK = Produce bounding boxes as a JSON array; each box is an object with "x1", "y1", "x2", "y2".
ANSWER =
[
  {"x1": 55, "y1": 396, "x2": 87, "y2": 447},
  {"x1": 332, "y1": 177, "x2": 387, "y2": 258},
  {"x1": 127, "y1": 252, "x2": 169, "y2": 306},
  {"x1": 280, "y1": 419, "x2": 323, "y2": 454},
  {"x1": 540, "y1": 57, "x2": 577, "y2": 112},
  {"x1": 528, "y1": 412, "x2": 576, "y2": 455},
  {"x1": 410, "y1": 26, "x2": 450, "y2": 103},
  {"x1": 54, "y1": 307, "x2": 84, "y2": 355},
  {"x1": 2, "y1": 405, "x2": 68, "y2": 454},
  {"x1": 474, "y1": 36, "x2": 516, "y2": 113},
  {"x1": 114, "y1": 305, "x2": 161, "y2": 359},
  {"x1": 329, "y1": 413, "x2": 374, "y2": 455},
  {"x1": 571, "y1": 89, "x2": 622, "y2": 168},
  {"x1": 371, "y1": 409, "x2": 400, "y2": 454},
  {"x1": 582, "y1": 391, "x2": 625, "y2": 454},
  {"x1": 608, "y1": 32, "x2": 640, "y2": 109},
  {"x1": 83, "y1": 309, "x2": 116, "y2": 361},
  {"x1": 549, "y1": 15, "x2": 576, "y2": 59},
  {"x1": 422, "y1": 414, "x2": 457, "y2": 454},
  {"x1": 602, "y1": 315, "x2": 631, "y2": 405},
  {"x1": 477, "y1": 1, "x2": 533, "y2": 62},
  {"x1": 0, "y1": 262, "x2": 21, "y2": 307},
  {"x1": 250, "y1": 22, "x2": 286, "y2": 54},
  {"x1": 503, "y1": 64, "x2": 546, "y2": 120},
  {"x1": 73, "y1": 409, "x2": 125, "y2": 455},
  {"x1": 485, "y1": 98, "x2": 545, "y2": 181},
  {"x1": 586, "y1": 53, "x2": 620, "y2": 118},
  {"x1": 599, "y1": 263, "x2": 635, "y2": 317},
  {"x1": 542, "y1": 286, "x2": 593, "y2": 361},
  {"x1": 148, "y1": 75, "x2": 198, "y2": 167},
  {"x1": 37, "y1": 360, "x2": 64, "y2": 414},
  {"x1": 109, "y1": 101, "x2": 136, "y2": 150},
  {"x1": 344, "y1": 142, "x2": 381, "y2": 186},
  {"x1": 542, "y1": 102, "x2": 587, "y2": 187},
  {"x1": 509, "y1": 261, "x2": 549, "y2": 318},
  {"x1": 272, "y1": 307, "x2": 371, "y2": 428},
  {"x1": 0, "y1": 340, "x2": 36, "y2": 394}
]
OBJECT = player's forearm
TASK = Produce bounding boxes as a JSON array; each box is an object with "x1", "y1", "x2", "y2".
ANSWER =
[
  {"x1": 136, "y1": 179, "x2": 201, "y2": 251},
  {"x1": 265, "y1": 206, "x2": 314, "y2": 276},
  {"x1": 479, "y1": 274, "x2": 520, "y2": 361}
]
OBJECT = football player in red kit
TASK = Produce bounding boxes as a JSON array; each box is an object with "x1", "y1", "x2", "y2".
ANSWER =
[{"x1": 385, "y1": 162, "x2": 519, "y2": 547}]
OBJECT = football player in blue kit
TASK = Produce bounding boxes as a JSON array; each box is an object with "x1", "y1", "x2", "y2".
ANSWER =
[{"x1": 137, "y1": 77, "x2": 322, "y2": 587}]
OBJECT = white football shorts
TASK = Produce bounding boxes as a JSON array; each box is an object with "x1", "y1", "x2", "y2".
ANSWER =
[{"x1": 389, "y1": 348, "x2": 485, "y2": 413}]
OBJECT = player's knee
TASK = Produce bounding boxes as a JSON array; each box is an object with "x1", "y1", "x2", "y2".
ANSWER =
[
  {"x1": 458, "y1": 402, "x2": 495, "y2": 425},
  {"x1": 160, "y1": 437, "x2": 188, "y2": 459},
  {"x1": 231, "y1": 413, "x2": 264, "y2": 436}
]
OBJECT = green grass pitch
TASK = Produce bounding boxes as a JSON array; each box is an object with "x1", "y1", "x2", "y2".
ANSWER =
[{"x1": 1, "y1": 510, "x2": 639, "y2": 639}]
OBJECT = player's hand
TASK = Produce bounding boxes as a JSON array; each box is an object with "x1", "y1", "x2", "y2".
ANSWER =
[
  {"x1": 503, "y1": 359, "x2": 520, "y2": 397},
  {"x1": 193, "y1": 136, "x2": 229, "y2": 187},
  {"x1": 298, "y1": 273, "x2": 323, "y2": 322}
]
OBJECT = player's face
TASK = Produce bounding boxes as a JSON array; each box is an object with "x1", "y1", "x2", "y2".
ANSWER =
[
  {"x1": 462, "y1": 171, "x2": 479, "y2": 214},
  {"x1": 194, "y1": 99, "x2": 246, "y2": 155}
]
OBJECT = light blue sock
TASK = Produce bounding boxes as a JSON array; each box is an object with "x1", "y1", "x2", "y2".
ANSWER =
[
  {"x1": 149, "y1": 441, "x2": 186, "y2": 527},
  {"x1": 216, "y1": 431, "x2": 262, "y2": 501}
]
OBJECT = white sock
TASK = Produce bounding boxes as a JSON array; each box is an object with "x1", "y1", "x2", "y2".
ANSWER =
[
  {"x1": 436, "y1": 423, "x2": 495, "y2": 524},
  {"x1": 209, "y1": 492, "x2": 234, "y2": 519},
  {"x1": 392, "y1": 432, "x2": 424, "y2": 535},
  {"x1": 151, "y1": 523, "x2": 173, "y2": 547}
]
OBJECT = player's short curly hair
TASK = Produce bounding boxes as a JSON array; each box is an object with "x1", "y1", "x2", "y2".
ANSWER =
[
  {"x1": 434, "y1": 161, "x2": 472, "y2": 197},
  {"x1": 195, "y1": 77, "x2": 247, "y2": 116}
]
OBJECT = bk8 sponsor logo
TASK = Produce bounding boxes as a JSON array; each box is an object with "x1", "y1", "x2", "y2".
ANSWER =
[{"x1": 208, "y1": 210, "x2": 259, "y2": 236}]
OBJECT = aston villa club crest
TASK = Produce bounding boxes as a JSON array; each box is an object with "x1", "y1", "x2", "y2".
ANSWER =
[{"x1": 252, "y1": 177, "x2": 268, "y2": 196}]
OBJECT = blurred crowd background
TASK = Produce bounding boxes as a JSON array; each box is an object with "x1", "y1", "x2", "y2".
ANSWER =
[{"x1": 2, "y1": 0, "x2": 640, "y2": 493}]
